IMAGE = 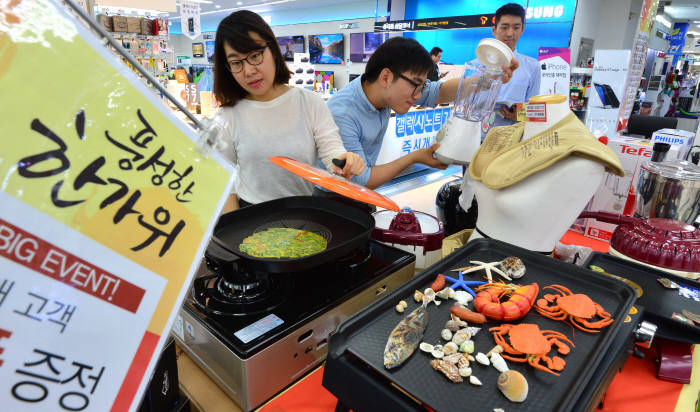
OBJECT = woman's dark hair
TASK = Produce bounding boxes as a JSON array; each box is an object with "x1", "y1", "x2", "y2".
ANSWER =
[
  {"x1": 213, "y1": 10, "x2": 291, "y2": 107},
  {"x1": 363, "y1": 37, "x2": 433, "y2": 83},
  {"x1": 495, "y1": 3, "x2": 526, "y2": 26}
]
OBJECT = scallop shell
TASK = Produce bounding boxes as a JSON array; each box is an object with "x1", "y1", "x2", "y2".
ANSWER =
[
  {"x1": 452, "y1": 330, "x2": 470, "y2": 345},
  {"x1": 436, "y1": 288, "x2": 451, "y2": 299},
  {"x1": 443, "y1": 342, "x2": 459, "y2": 356},
  {"x1": 475, "y1": 352, "x2": 490, "y2": 366},
  {"x1": 498, "y1": 370, "x2": 528, "y2": 402},
  {"x1": 501, "y1": 256, "x2": 526, "y2": 279},
  {"x1": 490, "y1": 352, "x2": 509, "y2": 373},
  {"x1": 441, "y1": 329, "x2": 453, "y2": 341},
  {"x1": 457, "y1": 354, "x2": 470, "y2": 368},
  {"x1": 445, "y1": 320, "x2": 460, "y2": 333},
  {"x1": 419, "y1": 342, "x2": 434, "y2": 353},
  {"x1": 443, "y1": 353, "x2": 463, "y2": 364},
  {"x1": 469, "y1": 375, "x2": 482, "y2": 386}
]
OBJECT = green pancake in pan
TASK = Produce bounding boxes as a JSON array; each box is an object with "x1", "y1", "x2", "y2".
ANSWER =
[{"x1": 240, "y1": 228, "x2": 328, "y2": 258}]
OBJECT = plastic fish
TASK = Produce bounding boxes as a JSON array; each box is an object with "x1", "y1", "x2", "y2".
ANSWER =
[{"x1": 383, "y1": 297, "x2": 430, "y2": 369}]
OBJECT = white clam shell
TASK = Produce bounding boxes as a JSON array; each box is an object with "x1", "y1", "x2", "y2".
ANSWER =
[
  {"x1": 431, "y1": 349, "x2": 444, "y2": 359},
  {"x1": 447, "y1": 287, "x2": 456, "y2": 299},
  {"x1": 453, "y1": 290, "x2": 473, "y2": 305},
  {"x1": 469, "y1": 375, "x2": 482, "y2": 386},
  {"x1": 441, "y1": 329, "x2": 453, "y2": 341},
  {"x1": 476, "y1": 352, "x2": 490, "y2": 366},
  {"x1": 459, "y1": 366, "x2": 472, "y2": 377},
  {"x1": 419, "y1": 342, "x2": 434, "y2": 353},
  {"x1": 435, "y1": 288, "x2": 451, "y2": 299},
  {"x1": 490, "y1": 352, "x2": 509, "y2": 373}
]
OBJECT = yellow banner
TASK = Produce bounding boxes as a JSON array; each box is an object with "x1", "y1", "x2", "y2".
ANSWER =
[{"x1": 0, "y1": 0, "x2": 230, "y2": 333}]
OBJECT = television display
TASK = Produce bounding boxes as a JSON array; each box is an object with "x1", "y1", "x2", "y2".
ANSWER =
[
  {"x1": 276, "y1": 35, "x2": 304, "y2": 61},
  {"x1": 349, "y1": 32, "x2": 401, "y2": 62},
  {"x1": 205, "y1": 41, "x2": 215, "y2": 63},
  {"x1": 308, "y1": 33, "x2": 344, "y2": 64}
]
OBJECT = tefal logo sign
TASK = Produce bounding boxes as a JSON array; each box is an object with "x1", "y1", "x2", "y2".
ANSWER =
[{"x1": 620, "y1": 144, "x2": 652, "y2": 157}]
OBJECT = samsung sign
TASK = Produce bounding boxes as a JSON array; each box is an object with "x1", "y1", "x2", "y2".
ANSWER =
[{"x1": 526, "y1": 5, "x2": 565, "y2": 20}]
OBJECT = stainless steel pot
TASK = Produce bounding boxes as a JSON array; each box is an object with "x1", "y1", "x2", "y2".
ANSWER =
[{"x1": 635, "y1": 160, "x2": 700, "y2": 224}]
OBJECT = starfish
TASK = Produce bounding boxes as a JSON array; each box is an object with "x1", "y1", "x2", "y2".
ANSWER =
[
  {"x1": 452, "y1": 260, "x2": 512, "y2": 283},
  {"x1": 444, "y1": 271, "x2": 487, "y2": 297}
]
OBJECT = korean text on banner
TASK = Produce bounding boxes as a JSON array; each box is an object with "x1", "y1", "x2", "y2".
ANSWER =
[
  {"x1": 538, "y1": 47, "x2": 570, "y2": 103},
  {"x1": 0, "y1": 1, "x2": 233, "y2": 411}
]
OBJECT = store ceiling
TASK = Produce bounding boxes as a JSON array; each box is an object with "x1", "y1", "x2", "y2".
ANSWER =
[
  {"x1": 167, "y1": 0, "x2": 365, "y2": 18},
  {"x1": 665, "y1": 0, "x2": 700, "y2": 24}
]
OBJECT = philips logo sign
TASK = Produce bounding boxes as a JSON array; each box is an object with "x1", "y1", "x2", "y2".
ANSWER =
[
  {"x1": 654, "y1": 135, "x2": 687, "y2": 145},
  {"x1": 526, "y1": 5, "x2": 565, "y2": 20}
]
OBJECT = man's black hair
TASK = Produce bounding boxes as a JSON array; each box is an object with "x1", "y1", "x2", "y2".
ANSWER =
[
  {"x1": 495, "y1": 3, "x2": 526, "y2": 26},
  {"x1": 430, "y1": 47, "x2": 442, "y2": 56},
  {"x1": 363, "y1": 37, "x2": 433, "y2": 83}
]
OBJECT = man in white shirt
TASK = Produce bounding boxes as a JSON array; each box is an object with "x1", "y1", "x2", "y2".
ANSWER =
[
  {"x1": 456, "y1": 3, "x2": 542, "y2": 228},
  {"x1": 487, "y1": 3, "x2": 541, "y2": 128}
]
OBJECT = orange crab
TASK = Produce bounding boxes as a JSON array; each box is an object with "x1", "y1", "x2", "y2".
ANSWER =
[
  {"x1": 535, "y1": 285, "x2": 614, "y2": 333},
  {"x1": 490, "y1": 323, "x2": 574, "y2": 376}
]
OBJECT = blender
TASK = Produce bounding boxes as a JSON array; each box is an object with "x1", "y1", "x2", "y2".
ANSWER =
[{"x1": 435, "y1": 38, "x2": 513, "y2": 165}]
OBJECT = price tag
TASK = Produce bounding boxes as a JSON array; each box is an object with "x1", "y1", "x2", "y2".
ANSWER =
[
  {"x1": 525, "y1": 102, "x2": 547, "y2": 122},
  {"x1": 184, "y1": 82, "x2": 199, "y2": 109}
]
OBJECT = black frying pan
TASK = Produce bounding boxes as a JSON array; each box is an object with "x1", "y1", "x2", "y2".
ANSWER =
[{"x1": 212, "y1": 196, "x2": 375, "y2": 273}]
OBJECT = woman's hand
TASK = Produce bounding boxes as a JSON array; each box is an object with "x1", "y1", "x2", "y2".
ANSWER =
[
  {"x1": 500, "y1": 57, "x2": 519, "y2": 84},
  {"x1": 333, "y1": 152, "x2": 366, "y2": 178}
]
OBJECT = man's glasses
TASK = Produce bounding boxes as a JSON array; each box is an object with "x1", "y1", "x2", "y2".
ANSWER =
[
  {"x1": 227, "y1": 46, "x2": 268, "y2": 73},
  {"x1": 397, "y1": 73, "x2": 427, "y2": 97}
]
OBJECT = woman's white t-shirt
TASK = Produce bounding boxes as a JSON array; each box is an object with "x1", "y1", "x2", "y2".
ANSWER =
[{"x1": 218, "y1": 87, "x2": 346, "y2": 204}]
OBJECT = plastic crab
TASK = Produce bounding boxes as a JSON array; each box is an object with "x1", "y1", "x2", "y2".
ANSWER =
[
  {"x1": 534, "y1": 285, "x2": 614, "y2": 333},
  {"x1": 490, "y1": 323, "x2": 574, "y2": 376}
]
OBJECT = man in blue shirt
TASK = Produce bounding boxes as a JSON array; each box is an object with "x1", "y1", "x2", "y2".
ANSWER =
[{"x1": 326, "y1": 37, "x2": 517, "y2": 189}]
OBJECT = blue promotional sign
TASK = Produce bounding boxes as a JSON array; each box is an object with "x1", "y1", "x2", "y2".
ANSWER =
[{"x1": 668, "y1": 22, "x2": 689, "y2": 66}]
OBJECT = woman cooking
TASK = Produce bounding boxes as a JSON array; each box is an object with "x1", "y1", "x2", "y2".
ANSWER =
[{"x1": 213, "y1": 10, "x2": 365, "y2": 210}]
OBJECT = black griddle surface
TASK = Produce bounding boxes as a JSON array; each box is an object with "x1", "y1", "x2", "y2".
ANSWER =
[
  {"x1": 330, "y1": 239, "x2": 636, "y2": 412},
  {"x1": 585, "y1": 252, "x2": 700, "y2": 343}
]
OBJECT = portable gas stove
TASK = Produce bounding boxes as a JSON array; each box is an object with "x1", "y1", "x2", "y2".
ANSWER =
[{"x1": 173, "y1": 239, "x2": 415, "y2": 411}]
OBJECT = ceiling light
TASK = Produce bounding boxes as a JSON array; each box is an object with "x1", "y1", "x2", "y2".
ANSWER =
[
  {"x1": 216, "y1": 4, "x2": 221, "y2": 8},
  {"x1": 237, "y1": 1, "x2": 242, "y2": 4},
  {"x1": 656, "y1": 14, "x2": 672, "y2": 29}
]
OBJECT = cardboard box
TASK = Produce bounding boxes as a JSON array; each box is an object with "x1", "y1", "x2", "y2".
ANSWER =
[
  {"x1": 442, "y1": 228, "x2": 473, "y2": 258},
  {"x1": 140, "y1": 18, "x2": 153, "y2": 35},
  {"x1": 97, "y1": 14, "x2": 112, "y2": 32},
  {"x1": 127, "y1": 17, "x2": 142, "y2": 33},
  {"x1": 651, "y1": 128, "x2": 696, "y2": 161},
  {"x1": 112, "y1": 16, "x2": 128, "y2": 32},
  {"x1": 584, "y1": 136, "x2": 652, "y2": 241}
]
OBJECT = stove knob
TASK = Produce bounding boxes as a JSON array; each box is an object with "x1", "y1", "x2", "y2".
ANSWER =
[{"x1": 633, "y1": 320, "x2": 657, "y2": 349}]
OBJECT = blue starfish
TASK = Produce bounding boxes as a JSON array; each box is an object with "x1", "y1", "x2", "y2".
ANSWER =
[{"x1": 444, "y1": 271, "x2": 487, "y2": 297}]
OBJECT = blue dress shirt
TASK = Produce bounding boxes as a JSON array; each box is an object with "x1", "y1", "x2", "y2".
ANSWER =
[
  {"x1": 484, "y1": 50, "x2": 541, "y2": 130},
  {"x1": 324, "y1": 76, "x2": 442, "y2": 186}
]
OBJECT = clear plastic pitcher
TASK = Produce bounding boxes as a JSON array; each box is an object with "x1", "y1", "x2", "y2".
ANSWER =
[{"x1": 453, "y1": 63, "x2": 504, "y2": 122}]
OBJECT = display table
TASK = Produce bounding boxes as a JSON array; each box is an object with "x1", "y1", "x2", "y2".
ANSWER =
[{"x1": 176, "y1": 231, "x2": 699, "y2": 412}]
